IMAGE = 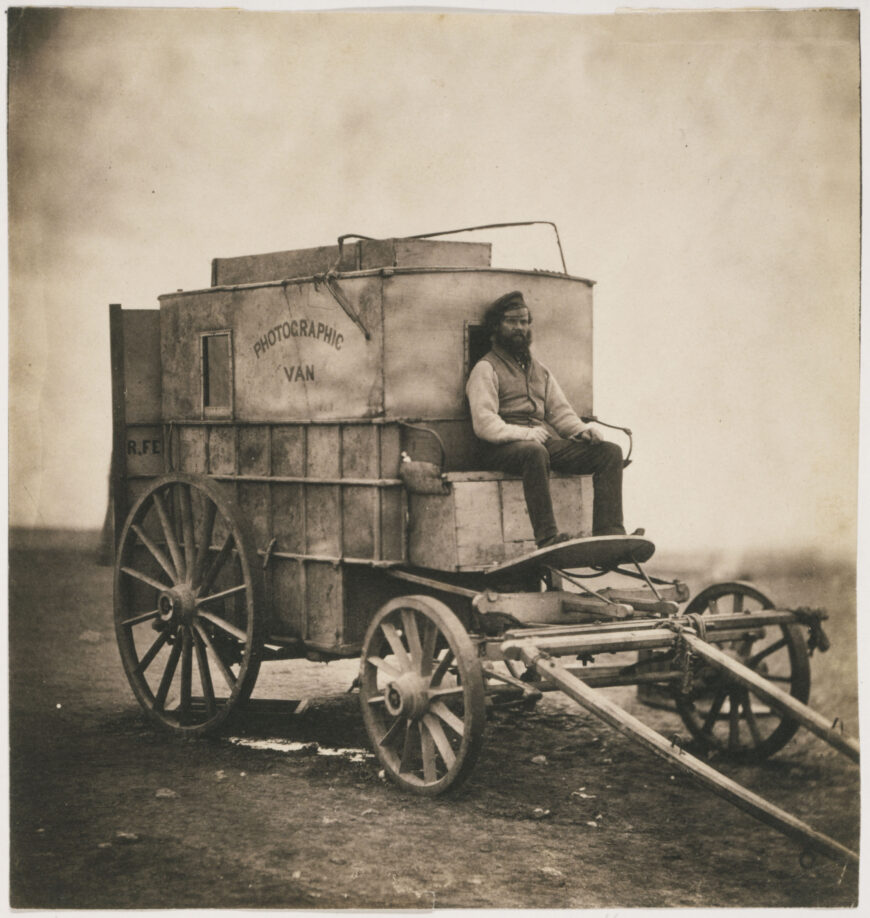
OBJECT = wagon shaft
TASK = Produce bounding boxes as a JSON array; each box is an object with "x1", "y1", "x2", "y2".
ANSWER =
[
  {"x1": 501, "y1": 615, "x2": 859, "y2": 867},
  {"x1": 679, "y1": 632, "x2": 859, "y2": 763}
]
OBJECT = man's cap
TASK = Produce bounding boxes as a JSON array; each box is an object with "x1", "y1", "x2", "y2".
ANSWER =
[{"x1": 490, "y1": 291, "x2": 527, "y2": 313}]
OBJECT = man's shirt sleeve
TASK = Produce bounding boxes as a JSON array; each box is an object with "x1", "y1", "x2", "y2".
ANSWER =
[
  {"x1": 466, "y1": 361, "x2": 537, "y2": 443},
  {"x1": 543, "y1": 369, "x2": 588, "y2": 438}
]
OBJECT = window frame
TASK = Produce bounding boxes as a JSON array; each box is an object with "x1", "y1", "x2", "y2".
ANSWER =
[{"x1": 200, "y1": 329, "x2": 234, "y2": 419}]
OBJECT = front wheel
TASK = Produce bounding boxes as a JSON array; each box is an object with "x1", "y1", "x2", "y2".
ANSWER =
[
  {"x1": 674, "y1": 581, "x2": 810, "y2": 761},
  {"x1": 359, "y1": 596, "x2": 486, "y2": 795}
]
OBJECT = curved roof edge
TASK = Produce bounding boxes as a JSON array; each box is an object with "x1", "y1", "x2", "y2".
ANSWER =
[{"x1": 158, "y1": 265, "x2": 595, "y2": 301}]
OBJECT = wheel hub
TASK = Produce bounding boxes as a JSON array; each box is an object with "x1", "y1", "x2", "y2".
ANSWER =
[
  {"x1": 383, "y1": 673, "x2": 430, "y2": 720},
  {"x1": 158, "y1": 585, "x2": 198, "y2": 626}
]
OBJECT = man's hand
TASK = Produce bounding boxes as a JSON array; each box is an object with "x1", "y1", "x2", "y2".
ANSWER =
[
  {"x1": 527, "y1": 426, "x2": 550, "y2": 444},
  {"x1": 578, "y1": 427, "x2": 603, "y2": 442}
]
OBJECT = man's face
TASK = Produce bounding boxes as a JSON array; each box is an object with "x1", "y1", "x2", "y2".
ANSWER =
[{"x1": 495, "y1": 306, "x2": 532, "y2": 355}]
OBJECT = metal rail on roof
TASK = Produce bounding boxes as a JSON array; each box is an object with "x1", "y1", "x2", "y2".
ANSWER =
[{"x1": 333, "y1": 221, "x2": 568, "y2": 275}]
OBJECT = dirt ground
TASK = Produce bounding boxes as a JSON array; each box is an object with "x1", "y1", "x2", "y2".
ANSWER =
[{"x1": 8, "y1": 538, "x2": 861, "y2": 908}]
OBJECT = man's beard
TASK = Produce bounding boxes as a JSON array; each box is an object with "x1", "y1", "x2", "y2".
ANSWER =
[{"x1": 495, "y1": 327, "x2": 532, "y2": 362}]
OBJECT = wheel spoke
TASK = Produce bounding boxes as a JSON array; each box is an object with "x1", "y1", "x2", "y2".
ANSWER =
[
  {"x1": 194, "y1": 622, "x2": 238, "y2": 691},
  {"x1": 152, "y1": 489, "x2": 185, "y2": 582},
  {"x1": 420, "y1": 618, "x2": 438, "y2": 677},
  {"x1": 132, "y1": 524, "x2": 178, "y2": 583},
  {"x1": 154, "y1": 635, "x2": 183, "y2": 711},
  {"x1": 178, "y1": 483, "x2": 196, "y2": 578},
  {"x1": 743, "y1": 692, "x2": 763, "y2": 746},
  {"x1": 135, "y1": 628, "x2": 171, "y2": 675},
  {"x1": 195, "y1": 584, "x2": 247, "y2": 607},
  {"x1": 428, "y1": 686, "x2": 465, "y2": 700},
  {"x1": 707, "y1": 598, "x2": 722, "y2": 616},
  {"x1": 429, "y1": 699, "x2": 465, "y2": 737},
  {"x1": 380, "y1": 622, "x2": 412, "y2": 671},
  {"x1": 430, "y1": 648, "x2": 455, "y2": 687},
  {"x1": 179, "y1": 627, "x2": 193, "y2": 723},
  {"x1": 422, "y1": 714, "x2": 456, "y2": 769},
  {"x1": 200, "y1": 532, "x2": 235, "y2": 596},
  {"x1": 192, "y1": 627, "x2": 217, "y2": 717},
  {"x1": 198, "y1": 609, "x2": 247, "y2": 643},
  {"x1": 747, "y1": 636, "x2": 788, "y2": 669},
  {"x1": 732, "y1": 592, "x2": 745, "y2": 614},
  {"x1": 728, "y1": 692, "x2": 741, "y2": 750},
  {"x1": 368, "y1": 656, "x2": 402, "y2": 680},
  {"x1": 401, "y1": 608, "x2": 424, "y2": 670},
  {"x1": 121, "y1": 608, "x2": 160, "y2": 628},
  {"x1": 765, "y1": 674, "x2": 793, "y2": 684},
  {"x1": 192, "y1": 499, "x2": 218, "y2": 588},
  {"x1": 379, "y1": 715, "x2": 406, "y2": 750},
  {"x1": 420, "y1": 721, "x2": 437, "y2": 783},
  {"x1": 398, "y1": 720, "x2": 416, "y2": 774},
  {"x1": 121, "y1": 566, "x2": 171, "y2": 594},
  {"x1": 702, "y1": 687, "x2": 728, "y2": 734}
]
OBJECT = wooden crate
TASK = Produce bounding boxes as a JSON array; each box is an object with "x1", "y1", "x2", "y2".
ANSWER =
[{"x1": 407, "y1": 471, "x2": 593, "y2": 571}]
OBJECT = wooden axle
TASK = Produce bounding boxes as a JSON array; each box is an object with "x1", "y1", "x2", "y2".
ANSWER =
[{"x1": 502, "y1": 627, "x2": 679, "y2": 658}]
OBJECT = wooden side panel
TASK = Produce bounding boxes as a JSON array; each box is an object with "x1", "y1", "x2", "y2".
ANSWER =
[
  {"x1": 122, "y1": 309, "x2": 162, "y2": 424},
  {"x1": 407, "y1": 493, "x2": 457, "y2": 570},
  {"x1": 178, "y1": 426, "x2": 207, "y2": 473},
  {"x1": 358, "y1": 239, "x2": 395, "y2": 270},
  {"x1": 211, "y1": 243, "x2": 357, "y2": 286},
  {"x1": 381, "y1": 489, "x2": 406, "y2": 562},
  {"x1": 550, "y1": 476, "x2": 594, "y2": 537},
  {"x1": 124, "y1": 426, "x2": 165, "y2": 479},
  {"x1": 305, "y1": 562, "x2": 344, "y2": 646},
  {"x1": 501, "y1": 480, "x2": 534, "y2": 542},
  {"x1": 306, "y1": 485, "x2": 341, "y2": 556},
  {"x1": 272, "y1": 426, "x2": 305, "y2": 476},
  {"x1": 308, "y1": 425, "x2": 340, "y2": 478},
  {"x1": 272, "y1": 483, "x2": 306, "y2": 554},
  {"x1": 237, "y1": 482, "x2": 269, "y2": 549},
  {"x1": 209, "y1": 427, "x2": 235, "y2": 474},
  {"x1": 342, "y1": 425, "x2": 378, "y2": 478},
  {"x1": 393, "y1": 239, "x2": 491, "y2": 268},
  {"x1": 269, "y1": 558, "x2": 305, "y2": 638},
  {"x1": 343, "y1": 486, "x2": 376, "y2": 558},
  {"x1": 453, "y1": 481, "x2": 505, "y2": 567},
  {"x1": 380, "y1": 424, "x2": 401, "y2": 478},
  {"x1": 239, "y1": 426, "x2": 270, "y2": 475}
]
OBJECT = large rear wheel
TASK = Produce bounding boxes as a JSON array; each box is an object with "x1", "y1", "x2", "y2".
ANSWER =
[{"x1": 114, "y1": 474, "x2": 264, "y2": 735}]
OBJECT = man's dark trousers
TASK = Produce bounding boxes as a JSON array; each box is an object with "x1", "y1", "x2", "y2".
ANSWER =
[{"x1": 479, "y1": 436, "x2": 624, "y2": 543}]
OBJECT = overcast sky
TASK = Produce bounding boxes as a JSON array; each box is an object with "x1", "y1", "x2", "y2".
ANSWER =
[{"x1": 7, "y1": 4, "x2": 861, "y2": 560}]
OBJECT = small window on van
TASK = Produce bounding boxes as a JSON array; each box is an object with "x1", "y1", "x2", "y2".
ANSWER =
[
  {"x1": 465, "y1": 323, "x2": 490, "y2": 376},
  {"x1": 202, "y1": 331, "x2": 233, "y2": 416}
]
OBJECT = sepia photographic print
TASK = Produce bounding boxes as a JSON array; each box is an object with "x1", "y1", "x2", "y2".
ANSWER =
[{"x1": 7, "y1": 1, "x2": 862, "y2": 909}]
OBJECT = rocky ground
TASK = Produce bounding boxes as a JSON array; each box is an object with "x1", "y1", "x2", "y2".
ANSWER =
[{"x1": 8, "y1": 540, "x2": 860, "y2": 908}]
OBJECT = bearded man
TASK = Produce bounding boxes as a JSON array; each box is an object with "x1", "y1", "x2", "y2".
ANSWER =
[{"x1": 466, "y1": 290, "x2": 630, "y2": 549}]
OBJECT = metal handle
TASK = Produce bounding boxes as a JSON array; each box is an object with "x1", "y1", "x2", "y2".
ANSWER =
[{"x1": 581, "y1": 416, "x2": 633, "y2": 467}]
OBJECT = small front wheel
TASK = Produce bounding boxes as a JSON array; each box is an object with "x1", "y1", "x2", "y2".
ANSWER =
[
  {"x1": 674, "y1": 581, "x2": 810, "y2": 761},
  {"x1": 359, "y1": 596, "x2": 486, "y2": 795}
]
